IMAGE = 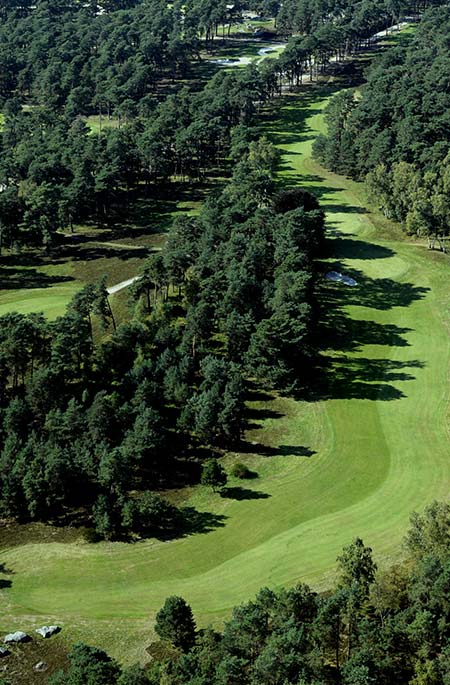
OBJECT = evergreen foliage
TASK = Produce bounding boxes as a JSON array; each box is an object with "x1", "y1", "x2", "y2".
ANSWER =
[{"x1": 313, "y1": 6, "x2": 450, "y2": 247}]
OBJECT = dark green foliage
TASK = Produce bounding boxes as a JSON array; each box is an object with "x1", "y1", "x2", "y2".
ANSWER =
[
  {"x1": 230, "y1": 463, "x2": 255, "y2": 479},
  {"x1": 117, "y1": 664, "x2": 152, "y2": 685},
  {"x1": 148, "y1": 507, "x2": 450, "y2": 684},
  {"x1": 122, "y1": 492, "x2": 182, "y2": 538},
  {"x1": 49, "y1": 643, "x2": 120, "y2": 685},
  {"x1": 273, "y1": 188, "x2": 320, "y2": 214},
  {"x1": 42, "y1": 504, "x2": 450, "y2": 683},
  {"x1": 155, "y1": 596, "x2": 197, "y2": 652},
  {"x1": 201, "y1": 459, "x2": 228, "y2": 492},
  {"x1": 405, "y1": 500, "x2": 450, "y2": 562},
  {"x1": 0, "y1": 0, "x2": 425, "y2": 251},
  {"x1": 313, "y1": 6, "x2": 450, "y2": 246},
  {"x1": 0, "y1": 127, "x2": 324, "y2": 533},
  {"x1": 337, "y1": 537, "x2": 377, "y2": 601},
  {"x1": 0, "y1": 0, "x2": 356, "y2": 539}
]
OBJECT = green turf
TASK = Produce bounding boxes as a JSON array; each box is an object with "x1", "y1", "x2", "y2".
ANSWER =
[
  {"x1": 0, "y1": 190, "x2": 205, "y2": 319},
  {"x1": 84, "y1": 115, "x2": 120, "y2": 134},
  {"x1": 0, "y1": 284, "x2": 80, "y2": 319}
]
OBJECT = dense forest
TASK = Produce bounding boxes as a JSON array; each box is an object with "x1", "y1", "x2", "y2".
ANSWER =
[
  {"x1": 0, "y1": 0, "x2": 436, "y2": 250},
  {"x1": 49, "y1": 501, "x2": 450, "y2": 685},
  {"x1": 313, "y1": 5, "x2": 450, "y2": 248},
  {"x1": 0, "y1": 143, "x2": 324, "y2": 538},
  {"x1": 1, "y1": 1, "x2": 450, "y2": 683}
]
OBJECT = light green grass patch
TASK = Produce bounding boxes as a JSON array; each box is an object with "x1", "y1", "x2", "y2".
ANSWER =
[
  {"x1": 84, "y1": 115, "x2": 120, "y2": 134},
  {"x1": 0, "y1": 284, "x2": 81, "y2": 319}
]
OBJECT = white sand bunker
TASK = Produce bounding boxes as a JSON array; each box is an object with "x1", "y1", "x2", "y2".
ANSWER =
[{"x1": 326, "y1": 271, "x2": 357, "y2": 286}]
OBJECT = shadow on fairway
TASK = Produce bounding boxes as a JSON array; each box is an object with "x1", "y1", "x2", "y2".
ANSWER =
[
  {"x1": 330, "y1": 235, "x2": 395, "y2": 260},
  {"x1": 239, "y1": 439, "x2": 316, "y2": 458},
  {"x1": 0, "y1": 563, "x2": 13, "y2": 589},
  {"x1": 179, "y1": 508, "x2": 228, "y2": 537},
  {"x1": 312, "y1": 356, "x2": 425, "y2": 402},
  {"x1": 321, "y1": 203, "x2": 368, "y2": 215},
  {"x1": 321, "y1": 315, "x2": 413, "y2": 353},
  {"x1": 221, "y1": 487, "x2": 270, "y2": 500},
  {"x1": 321, "y1": 267, "x2": 429, "y2": 311},
  {"x1": 263, "y1": 83, "x2": 429, "y2": 405},
  {"x1": 0, "y1": 266, "x2": 75, "y2": 291},
  {"x1": 311, "y1": 260, "x2": 429, "y2": 402}
]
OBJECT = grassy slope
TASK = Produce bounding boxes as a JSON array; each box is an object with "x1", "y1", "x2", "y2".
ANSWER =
[{"x1": 1, "y1": 47, "x2": 450, "y2": 665}]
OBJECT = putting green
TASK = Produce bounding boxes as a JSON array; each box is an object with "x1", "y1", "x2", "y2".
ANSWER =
[{"x1": 1, "y1": 82, "x2": 450, "y2": 662}]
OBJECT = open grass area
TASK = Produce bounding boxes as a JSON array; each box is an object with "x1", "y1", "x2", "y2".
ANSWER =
[
  {"x1": 2, "y1": 37, "x2": 450, "y2": 668},
  {"x1": 0, "y1": 184, "x2": 207, "y2": 320},
  {"x1": 84, "y1": 115, "x2": 120, "y2": 134}
]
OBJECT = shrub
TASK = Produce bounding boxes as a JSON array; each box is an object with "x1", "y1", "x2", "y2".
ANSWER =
[{"x1": 231, "y1": 462, "x2": 255, "y2": 479}]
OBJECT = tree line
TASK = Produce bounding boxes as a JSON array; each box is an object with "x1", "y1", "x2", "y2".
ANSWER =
[
  {"x1": 0, "y1": 64, "x2": 271, "y2": 249},
  {"x1": 0, "y1": 0, "x2": 265, "y2": 112},
  {"x1": 0, "y1": 137, "x2": 324, "y2": 539},
  {"x1": 48, "y1": 500, "x2": 450, "y2": 685},
  {"x1": 0, "y1": 0, "x2": 439, "y2": 251},
  {"x1": 313, "y1": 5, "x2": 450, "y2": 250}
]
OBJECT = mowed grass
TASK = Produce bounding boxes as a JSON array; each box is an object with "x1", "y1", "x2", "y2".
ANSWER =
[{"x1": 2, "y1": 59, "x2": 450, "y2": 665}]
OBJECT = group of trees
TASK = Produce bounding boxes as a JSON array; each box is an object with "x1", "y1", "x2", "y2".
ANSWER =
[
  {"x1": 0, "y1": 0, "x2": 256, "y2": 112},
  {"x1": 49, "y1": 500, "x2": 450, "y2": 684},
  {"x1": 0, "y1": 135, "x2": 324, "y2": 538},
  {"x1": 313, "y1": 5, "x2": 450, "y2": 248},
  {"x1": 0, "y1": 68, "x2": 272, "y2": 249},
  {"x1": 1, "y1": 0, "x2": 443, "y2": 250},
  {"x1": 133, "y1": 168, "x2": 325, "y2": 389}
]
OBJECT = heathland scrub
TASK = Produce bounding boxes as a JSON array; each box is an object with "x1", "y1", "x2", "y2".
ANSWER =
[{"x1": 2, "y1": 43, "x2": 450, "y2": 663}]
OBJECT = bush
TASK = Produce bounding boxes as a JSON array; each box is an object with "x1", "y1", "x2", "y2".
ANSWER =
[
  {"x1": 230, "y1": 462, "x2": 256, "y2": 479},
  {"x1": 201, "y1": 458, "x2": 227, "y2": 491},
  {"x1": 83, "y1": 527, "x2": 102, "y2": 544},
  {"x1": 122, "y1": 492, "x2": 182, "y2": 538},
  {"x1": 273, "y1": 187, "x2": 320, "y2": 214}
]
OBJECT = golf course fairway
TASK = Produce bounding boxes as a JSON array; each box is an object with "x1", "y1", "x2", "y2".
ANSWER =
[{"x1": 1, "y1": 81, "x2": 450, "y2": 662}]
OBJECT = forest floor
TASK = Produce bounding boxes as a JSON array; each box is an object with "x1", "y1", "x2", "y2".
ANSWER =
[{"x1": 2, "y1": 27, "x2": 450, "y2": 671}]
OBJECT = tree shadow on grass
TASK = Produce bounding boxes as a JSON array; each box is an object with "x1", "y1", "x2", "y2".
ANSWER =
[
  {"x1": 0, "y1": 267, "x2": 74, "y2": 291},
  {"x1": 220, "y1": 487, "x2": 270, "y2": 500},
  {"x1": 329, "y1": 235, "x2": 395, "y2": 260},
  {"x1": 0, "y1": 563, "x2": 13, "y2": 589},
  {"x1": 310, "y1": 266, "x2": 428, "y2": 401},
  {"x1": 132, "y1": 509, "x2": 227, "y2": 542},
  {"x1": 321, "y1": 203, "x2": 369, "y2": 215},
  {"x1": 239, "y1": 440, "x2": 316, "y2": 458},
  {"x1": 60, "y1": 245, "x2": 150, "y2": 263},
  {"x1": 312, "y1": 356, "x2": 425, "y2": 402},
  {"x1": 320, "y1": 314, "x2": 412, "y2": 354},
  {"x1": 178, "y1": 508, "x2": 227, "y2": 537},
  {"x1": 245, "y1": 406, "x2": 284, "y2": 422},
  {"x1": 245, "y1": 387, "x2": 276, "y2": 403},
  {"x1": 318, "y1": 264, "x2": 429, "y2": 311}
]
